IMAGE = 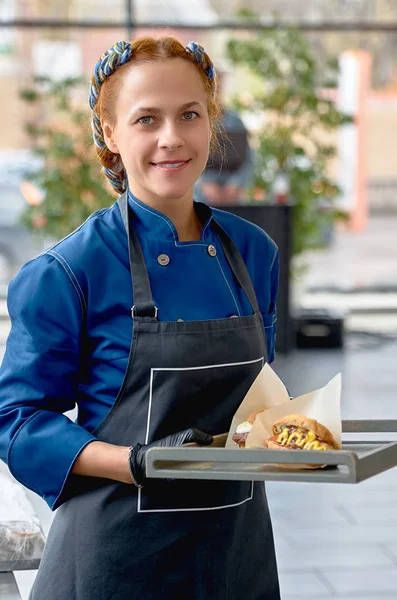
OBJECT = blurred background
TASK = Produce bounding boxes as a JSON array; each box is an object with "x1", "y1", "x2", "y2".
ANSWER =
[{"x1": 1, "y1": 1, "x2": 397, "y2": 599}]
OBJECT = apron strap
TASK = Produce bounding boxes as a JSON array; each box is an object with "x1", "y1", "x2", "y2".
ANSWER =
[
  {"x1": 210, "y1": 219, "x2": 260, "y2": 315},
  {"x1": 118, "y1": 192, "x2": 158, "y2": 319},
  {"x1": 118, "y1": 192, "x2": 261, "y2": 318}
]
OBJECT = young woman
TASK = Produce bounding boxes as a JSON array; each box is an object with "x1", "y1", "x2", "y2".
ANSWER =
[{"x1": 0, "y1": 37, "x2": 280, "y2": 599}]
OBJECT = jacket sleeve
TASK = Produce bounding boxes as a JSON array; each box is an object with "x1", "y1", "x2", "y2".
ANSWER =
[
  {"x1": 0, "y1": 253, "x2": 97, "y2": 510},
  {"x1": 265, "y1": 247, "x2": 279, "y2": 364}
]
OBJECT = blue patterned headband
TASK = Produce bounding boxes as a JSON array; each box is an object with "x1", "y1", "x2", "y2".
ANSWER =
[
  {"x1": 89, "y1": 40, "x2": 215, "y2": 194},
  {"x1": 185, "y1": 41, "x2": 215, "y2": 82},
  {"x1": 89, "y1": 40, "x2": 215, "y2": 111}
]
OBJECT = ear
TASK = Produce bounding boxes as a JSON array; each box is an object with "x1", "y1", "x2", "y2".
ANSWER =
[{"x1": 102, "y1": 121, "x2": 120, "y2": 154}]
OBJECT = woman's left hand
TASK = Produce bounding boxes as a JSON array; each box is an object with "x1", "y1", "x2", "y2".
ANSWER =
[{"x1": 128, "y1": 429, "x2": 214, "y2": 487}]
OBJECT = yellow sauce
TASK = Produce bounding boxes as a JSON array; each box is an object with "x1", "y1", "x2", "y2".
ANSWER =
[{"x1": 276, "y1": 427, "x2": 328, "y2": 451}]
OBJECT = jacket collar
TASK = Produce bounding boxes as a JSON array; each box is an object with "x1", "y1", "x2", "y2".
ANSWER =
[{"x1": 125, "y1": 190, "x2": 213, "y2": 243}]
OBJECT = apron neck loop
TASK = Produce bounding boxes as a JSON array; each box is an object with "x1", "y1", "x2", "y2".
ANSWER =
[
  {"x1": 118, "y1": 192, "x2": 261, "y2": 319},
  {"x1": 118, "y1": 192, "x2": 158, "y2": 321}
]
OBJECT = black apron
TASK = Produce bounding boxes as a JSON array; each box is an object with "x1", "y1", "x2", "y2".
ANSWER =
[{"x1": 29, "y1": 193, "x2": 280, "y2": 600}]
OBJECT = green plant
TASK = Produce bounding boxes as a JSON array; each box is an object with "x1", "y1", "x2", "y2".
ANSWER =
[
  {"x1": 226, "y1": 27, "x2": 352, "y2": 257},
  {"x1": 19, "y1": 76, "x2": 114, "y2": 240}
]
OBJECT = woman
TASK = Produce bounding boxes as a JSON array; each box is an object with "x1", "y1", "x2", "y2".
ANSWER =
[{"x1": 0, "y1": 37, "x2": 280, "y2": 599}]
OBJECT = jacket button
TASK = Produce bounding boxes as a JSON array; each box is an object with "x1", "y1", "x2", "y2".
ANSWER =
[
  {"x1": 207, "y1": 244, "x2": 217, "y2": 257},
  {"x1": 157, "y1": 254, "x2": 170, "y2": 266}
]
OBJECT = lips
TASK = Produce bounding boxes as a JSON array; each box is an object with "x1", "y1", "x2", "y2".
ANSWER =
[{"x1": 151, "y1": 159, "x2": 190, "y2": 170}]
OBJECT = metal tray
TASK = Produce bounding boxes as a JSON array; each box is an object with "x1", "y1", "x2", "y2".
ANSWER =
[{"x1": 145, "y1": 420, "x2": 397, "y2": 484}]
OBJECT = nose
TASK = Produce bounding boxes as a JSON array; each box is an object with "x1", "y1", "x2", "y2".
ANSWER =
[{"x1": 158, "y1": 121, "x2": 184, "y2": 151}]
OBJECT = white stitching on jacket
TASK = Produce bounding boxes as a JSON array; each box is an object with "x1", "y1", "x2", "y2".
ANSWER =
[
  {"x1": 129, "y1": 196, "x2": 211, "y2": 247},
  {"x1": 270, "y1": 247, "x2": 278, "y2": 271},
  {"x1": 44, "y1": 208, "x2": 109, "y2": 253},
  {"x1": 46, "y1": 251, "x2": 85, "y2": 320},
  {"x1": 215, "y1": 255, "x2": 241, "y2": 317},
  {"x1": 129, "y1": 196, "x2": 178, "y2": 245},
  {"x1": 49, "y1": 251, "x2": 87, "y2": 310}
]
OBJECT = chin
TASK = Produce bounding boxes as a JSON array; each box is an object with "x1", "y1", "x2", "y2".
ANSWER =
[{"x1": 153, "y1": 186, "x2": 193, "y2": 202}]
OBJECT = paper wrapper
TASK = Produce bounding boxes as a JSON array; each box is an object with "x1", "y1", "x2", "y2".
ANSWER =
[{"x1": 225, "y1": 364, "x2": 342, "y2": 470}]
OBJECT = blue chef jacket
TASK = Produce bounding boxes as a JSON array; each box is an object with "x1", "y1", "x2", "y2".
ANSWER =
[{"x1": 0, "y1": 192, "x2": 279, "y2": 510}]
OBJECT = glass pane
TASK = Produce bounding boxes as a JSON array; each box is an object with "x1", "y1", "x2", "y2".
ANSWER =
[{"x1": 1, "y1": 21, "x2": 396, "y2": 283}]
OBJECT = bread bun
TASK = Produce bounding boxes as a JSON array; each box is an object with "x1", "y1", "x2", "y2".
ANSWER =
[
  {"x1": 272, "y1": 414, "x2": 340, "y2": 449},
  {"x1": 265, "y1": 438, "x2": 329, "y2": 469},
  {"x1": 265, "y1": 439, "x2": 291, "y2": 450}
]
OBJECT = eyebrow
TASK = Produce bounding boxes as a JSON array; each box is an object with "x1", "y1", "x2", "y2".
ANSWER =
[{"x1": 129, "y1": 101, "x2": 202, "y2": 118}]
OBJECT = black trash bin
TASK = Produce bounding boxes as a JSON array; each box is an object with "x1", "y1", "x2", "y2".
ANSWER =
[{"x1": 294, "y1": 307, "x2": 345, "y2": 349}]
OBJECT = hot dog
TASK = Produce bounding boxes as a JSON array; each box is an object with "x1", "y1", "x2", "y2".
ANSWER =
[{"x1": 232, "y1": 409, "x2": 265, "y2": 447}]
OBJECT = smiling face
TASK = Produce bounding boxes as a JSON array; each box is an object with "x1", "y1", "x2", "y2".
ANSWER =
[{"x1": 102, "y1": 58, "x2": 211, "y2": 208}]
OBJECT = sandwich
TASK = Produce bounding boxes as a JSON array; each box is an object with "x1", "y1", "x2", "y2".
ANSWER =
[
  {"x1": 264, "y1": 414, "x2": 340, "y2": 451},
  {"x1": 232, "y1": 409, "x2": 265, "y2": 447}
]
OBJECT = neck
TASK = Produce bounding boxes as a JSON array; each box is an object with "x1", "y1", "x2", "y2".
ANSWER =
[
  {"x1": 128, "y1": 185, "x2": 202, "y2": 242},
  {"x1": 168, "y1": 204, "x2": 203, "y2": 242}
]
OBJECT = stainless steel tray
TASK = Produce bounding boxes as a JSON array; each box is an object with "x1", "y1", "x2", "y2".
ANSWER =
[{"x1": 145, "y1": 420, "x2": 397, "y2": 484}]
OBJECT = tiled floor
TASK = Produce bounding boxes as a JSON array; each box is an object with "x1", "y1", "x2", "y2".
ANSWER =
[{"x1": 267, "y1": 468, "x2": 397, "y2": 599}]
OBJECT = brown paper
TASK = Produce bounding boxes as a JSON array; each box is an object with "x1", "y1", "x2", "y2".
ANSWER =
[
  {"x1": 225, "y1": 364, "x2": 342, "y2": 469},
  {"x1": 225, "y1": 364, "x2": 290, "y2": 448}
]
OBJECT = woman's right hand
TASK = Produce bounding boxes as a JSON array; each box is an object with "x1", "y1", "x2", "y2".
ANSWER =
[{"x1": 128, "y1": 429, "x2": 214, "y2": 487}]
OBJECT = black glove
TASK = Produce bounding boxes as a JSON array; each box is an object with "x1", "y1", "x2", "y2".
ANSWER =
[{"x1": 129, "y1": 428, "x2": 213, "y2": 487}]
